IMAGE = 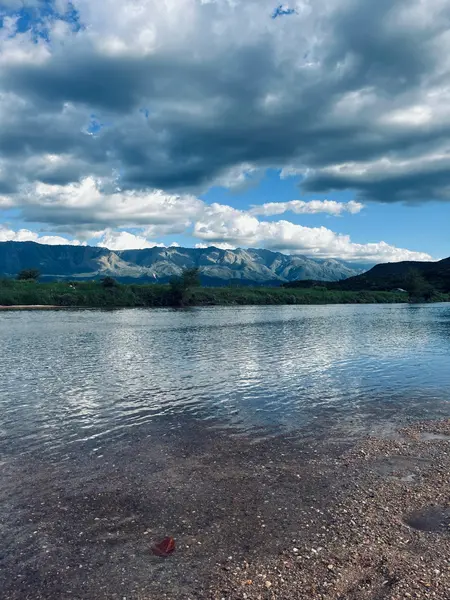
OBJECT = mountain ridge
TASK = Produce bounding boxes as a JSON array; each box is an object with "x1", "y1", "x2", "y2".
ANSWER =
[
  {"x1": 0, "y1": 241, "x2": 364, "y2": 284},
  {"x1": 331, "y1": 257, "x2": 449, "y2": 292}
]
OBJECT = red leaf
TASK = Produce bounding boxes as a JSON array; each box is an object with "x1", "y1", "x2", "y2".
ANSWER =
[{"x1": 152, "y1": 536, "x2": 175, "y2": 557}]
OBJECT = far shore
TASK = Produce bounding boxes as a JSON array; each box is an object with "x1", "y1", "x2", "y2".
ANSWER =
[
  {"x1": 0, "y1": 278, "x2": 424, "y2": 308},
  {"x1": 0, "y1": 305, "x2": 62, "y2": 310}
]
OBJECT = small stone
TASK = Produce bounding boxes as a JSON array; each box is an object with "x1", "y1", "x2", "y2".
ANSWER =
[
  {"x1": 265, "y1": 581, "x2": 272, "y2": 588},
  {"x1": 327, "y1": 564, "x2": 334, "y2": 571}
]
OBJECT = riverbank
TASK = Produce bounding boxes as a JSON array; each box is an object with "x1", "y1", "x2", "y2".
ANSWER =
[
  {"x1": 0, "y1": 304, "x2": 61, "y2": 310},
  {"x1": 2, "y1": 418, "x2": 449, "y2": 599},
  {"x1": 0, "y1": 279, "x2": 419, "y2": 307}
]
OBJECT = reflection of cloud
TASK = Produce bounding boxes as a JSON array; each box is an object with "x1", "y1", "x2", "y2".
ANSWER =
[{"x1": 3, "y1": 304, "x2": 450, "y2": 455}]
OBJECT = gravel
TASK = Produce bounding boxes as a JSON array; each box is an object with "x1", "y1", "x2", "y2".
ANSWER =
[
  {"x1": 2, "y1": 420, "x2": 449, "y2": 599},
  {"x1": 210, "y1": 420, "x2": 450, "y2": 600}
]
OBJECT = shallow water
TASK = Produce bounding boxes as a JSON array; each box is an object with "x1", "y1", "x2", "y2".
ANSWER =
[{"x1": 1, "y1": 304, "x2": 450, "y2": 598}]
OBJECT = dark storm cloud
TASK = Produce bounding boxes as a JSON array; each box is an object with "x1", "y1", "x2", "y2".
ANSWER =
[
  {"x1": 304, "y1": 157, "x2": 450, "y2": 203},
  {"x1": 2, "y1": 0, "x2": 450, "y2": 213}
]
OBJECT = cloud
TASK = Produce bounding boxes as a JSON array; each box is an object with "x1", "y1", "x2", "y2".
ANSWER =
[
  {"x1": 1, "y1": 195, "x2": 431, "y2": 262},
  {"x1": 0, "y1": 0, "x2": 446, "y2": 264},
  {"x1": 193, "y1": 204, "x2": 433, "y2": 263},
  {"x1": 4, "y1": 176, "x2": 203, "y2": 234},
  {"x1": 0, "y1": 175, "x2": 433, "y2": 262},
  {"x1": 0, "y1": 225, "x2": 84, "y2": 245},
  {"x1": 95, "y1": 229, "x2": 165, "y2": 251},
  {"x1": 0, "y1": 1, "x2": 41, "y2": 8},
  {"x1": 249, "y1": 199, "x2": 364, "y2": 217},
  {"x1": 0, "y1": 0, "x2": 449, "y2": 204},
  {"x1": 303, "y1": 149, "x2": 450, "y2": 203},
  {"x1": 0, "y1": 224, "x2": 172, "y2": 252}
]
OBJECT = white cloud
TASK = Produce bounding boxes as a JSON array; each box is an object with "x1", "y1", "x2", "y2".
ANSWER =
[
  {"x1": 213, "y1": 163, "x2": 262, "y2": 191},
  {"x1": 96, "y1": 229, "x2": 165, "y2": 250},
  {"x1": 249, "y1": 199, "x2": 364, "y2": 217},
  {"x1": 193, "y1": 204, "x2": 433, "y2": 263},
  {"x1": 0, "y1": 212, "x2": 435, "y2": 262},
  {"x1": 0, "y1": 226, "x2": 83, "y2": 246},
  {"x1": 14, "y1": 177, "x2": 203, "y2": 233},
  {"x1": 0, "y1": 181, "x2": 434, "y2": 262}
]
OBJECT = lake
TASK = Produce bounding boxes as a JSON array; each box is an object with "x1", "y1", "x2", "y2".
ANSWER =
[{"x1": 1, "y1": 304, "x2": 450, "y2": 598}]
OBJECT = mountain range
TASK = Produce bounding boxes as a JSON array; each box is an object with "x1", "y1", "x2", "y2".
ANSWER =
[{"x1": 0, "y1": 242, "x2": 364, "y2": 284}]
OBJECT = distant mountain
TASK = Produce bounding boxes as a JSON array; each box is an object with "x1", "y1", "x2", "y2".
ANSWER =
[
  {"x1": 334, "y1": 257, "x2": 450, "y2": 292},
  {"x1": 0, "y1": 242, "x2": 364, "y2": 284}
]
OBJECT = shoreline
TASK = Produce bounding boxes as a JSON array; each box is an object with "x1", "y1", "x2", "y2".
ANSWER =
[
  {"x1": 1, "y1": 301, "x2": 448, "y2": 311},
  {"x1": 1, "y1": 280, "x2": 425, "y2": 308},
  {"x1": 2, "y1": 418, "x2": 449, "y2": 599},
  {"x1": 0, "y1": 304, "x2": 61, "y2": 310}
]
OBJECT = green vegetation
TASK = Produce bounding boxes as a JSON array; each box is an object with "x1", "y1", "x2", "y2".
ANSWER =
[
  {"x1": 0, "y1": 277, "x2": 424, "y2": 308},
  {"x1": 402, "y1": 269, "x2": 435, "y2": 302},
  {"x1": 284, "y1": 268, "x2": 450, "y2": 303},
  {"x1": 100, "y1": 276, "x2": 119, "y2": 288},
  {"x1": 297, "y1": 258, "x2": 450, "y2": 302},
  {"x1": 169, "y1": 267, "x2": 201, "y2": 306},
  {"x1": 17, "y1": 268, "x2": 41, "y2": 281}
]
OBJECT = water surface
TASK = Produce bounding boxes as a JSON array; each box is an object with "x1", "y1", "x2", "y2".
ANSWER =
[{"x1": 2, "y1": 304, "x2": 450, "y2": 460}]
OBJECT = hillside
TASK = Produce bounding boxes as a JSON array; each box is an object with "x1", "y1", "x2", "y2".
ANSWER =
[
  {"x1": 332, "y1": 257, "x2": 450, "y2": 293},
  {"x1": 0, "y1": 242, "x2": 363, "y2": 284}
]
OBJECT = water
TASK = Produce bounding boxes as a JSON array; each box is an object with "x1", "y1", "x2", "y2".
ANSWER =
[
  {"x1": 2, "y1": 304, "x2": 450, "y2": 598},
  {"x1": 1, "y1": 304, "x2": 450, "y2": 460}
]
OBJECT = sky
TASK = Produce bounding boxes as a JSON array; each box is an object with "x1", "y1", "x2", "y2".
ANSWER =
[{"x1": 0, "y1": 1, "x2": 450, "y2": 264}]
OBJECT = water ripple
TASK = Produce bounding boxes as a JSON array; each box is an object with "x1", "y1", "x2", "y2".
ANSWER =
[{"x1": 1, "y1": 304, "x2": 450, "y2": 458}]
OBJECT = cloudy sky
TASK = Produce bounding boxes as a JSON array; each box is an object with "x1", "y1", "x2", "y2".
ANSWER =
[{"x1": 1, "y1": 0, "x2": 450, "y2": 263}]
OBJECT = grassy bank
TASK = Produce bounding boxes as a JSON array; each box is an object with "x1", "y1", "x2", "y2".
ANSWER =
[{"x1": 0, "y1": 279, "x2": 419, "y2": 308}]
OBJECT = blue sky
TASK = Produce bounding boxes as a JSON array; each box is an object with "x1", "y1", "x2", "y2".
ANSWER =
[
  {"x1": 1, "y1": 0, "x2": 450, "y2": 264},
  {"x1": 201, "y1": 171, "x2": 450, "y2": 260}
]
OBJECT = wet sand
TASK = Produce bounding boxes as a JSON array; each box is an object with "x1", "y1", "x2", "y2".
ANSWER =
[{"x1": 1, "y1": 420, "x2": 449, "y2": 599}]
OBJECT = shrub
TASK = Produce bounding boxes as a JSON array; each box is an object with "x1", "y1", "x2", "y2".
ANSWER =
[
  {"x1": 17, "y1": 268, "x2": 40, "y2": 281},
  {"x1": 101, "y1": 276, "x2": 118, "y2": 288}
]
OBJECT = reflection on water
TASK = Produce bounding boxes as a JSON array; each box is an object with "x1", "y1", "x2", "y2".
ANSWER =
[{"x1": 1, "y1": 303, "x2": 450, "y2": 459}]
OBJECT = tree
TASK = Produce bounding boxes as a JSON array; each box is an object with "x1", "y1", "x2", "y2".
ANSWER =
[
  {"x1": 169, "y1": 267, "x2": 200, "y2": 306},
  {"x1": 180, "y1": 267, "x2": 201, "y2": 288},
  {"x1": 403, "y1": 269, "x2": 434, "y2": 302},
  {"x1": 101, "y1": 276, "x2": 118, "y2": 288},
  {"x1": 17, "y1": 268, "x2": 40, "y2": 281}
]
